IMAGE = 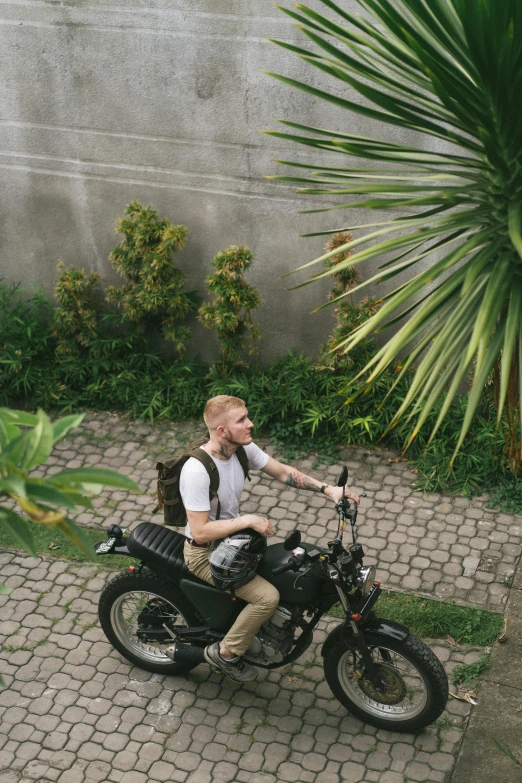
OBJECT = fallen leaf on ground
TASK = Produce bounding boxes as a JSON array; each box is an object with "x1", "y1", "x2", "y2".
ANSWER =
[
  {"x1": 497, "y1": 618, "x2": 508, "y2": 643},
  {"x1": 48, "y1": 543, "x2": 61, "y2": 551},
  {"x1": 449, "y1": 690, "x2": 477, "y2": 706},
  {"x1": 445, "y1": 636, "x2": 462, "y2": 649}
]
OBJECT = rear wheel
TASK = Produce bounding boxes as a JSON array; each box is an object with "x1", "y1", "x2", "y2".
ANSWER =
[
  {"x1": 98, "y1": 569, "x2": 201, "y2": 675},
  {"x1": 324, "y1": 632, "x2": 448, "y2": 731}
]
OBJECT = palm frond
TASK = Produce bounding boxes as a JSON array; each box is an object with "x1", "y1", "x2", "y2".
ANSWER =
[{"x1": 268, "y1": 0, "x2": 522, "y2": 459}]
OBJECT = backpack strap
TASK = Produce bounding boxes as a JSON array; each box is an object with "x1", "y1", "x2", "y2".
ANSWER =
[
  {"x1": 188, "y1": 446, "x2": 221, "y2": 520},
  {"x1": 236, "y1": 446, "x2": 251, "y2": 483},
  {"x1": 187, "y1": 445, "x2": 251, "y2": 520}
]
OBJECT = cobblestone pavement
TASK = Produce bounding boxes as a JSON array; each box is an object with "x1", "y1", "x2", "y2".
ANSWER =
[
  {"x1": 0, "y1": 550, "x2": 476, "y2": 783},
  {"x1": 30, "y1": 412, "x2": 522, "y2": 611},
  {"x1": 1, "y1": 411, "x2": 520, "y2": 783}
]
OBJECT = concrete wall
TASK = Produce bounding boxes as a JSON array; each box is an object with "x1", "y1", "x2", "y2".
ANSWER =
[{"x1": 0, "y1": 0, "x2": 437, "y2": 360}]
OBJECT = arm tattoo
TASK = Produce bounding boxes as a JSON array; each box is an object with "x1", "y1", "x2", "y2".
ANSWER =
[{"x1": 284, "y1": 471, "x2": 321, "y2": 491}]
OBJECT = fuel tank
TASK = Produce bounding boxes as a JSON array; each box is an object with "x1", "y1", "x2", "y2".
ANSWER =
[{"x1": 257, "y1": 542, "x2": 337, "y2": 604}]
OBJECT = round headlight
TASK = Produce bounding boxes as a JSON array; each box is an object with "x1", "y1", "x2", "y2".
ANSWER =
[{"x1": 357, "y1": 565, "x2": 377, "y2": 595}]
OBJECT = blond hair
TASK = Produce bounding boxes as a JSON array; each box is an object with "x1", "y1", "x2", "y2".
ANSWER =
[{"x1": 204, "y1": 395, "x2": 246, "y2": 432}]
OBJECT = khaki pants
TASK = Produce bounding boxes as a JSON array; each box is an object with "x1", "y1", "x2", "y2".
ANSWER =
[{"x1": 183, "y1": 541, "x2": 280, "y2": 657}]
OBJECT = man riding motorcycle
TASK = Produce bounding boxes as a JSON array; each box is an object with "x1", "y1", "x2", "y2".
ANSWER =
[{"x1": 179, "y1": 394, "x2": 360, "y2": 682}]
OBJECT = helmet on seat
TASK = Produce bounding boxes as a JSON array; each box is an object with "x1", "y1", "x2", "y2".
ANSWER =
[{"x1": 209, "y1": 529, "x2": 267, "y2": 591}]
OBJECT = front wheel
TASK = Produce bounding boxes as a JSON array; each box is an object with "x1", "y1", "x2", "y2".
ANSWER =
[{"x1": 324, "y1": 632, "x2": 448, "y2": 732}]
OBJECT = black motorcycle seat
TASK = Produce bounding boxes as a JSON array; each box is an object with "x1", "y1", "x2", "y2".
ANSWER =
[{"x1": 127, "y1": 522, "x2": 209, "y2": 587}]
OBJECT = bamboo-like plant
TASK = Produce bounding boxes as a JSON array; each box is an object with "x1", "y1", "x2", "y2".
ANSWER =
[
  {"x1": 53, "y1": 262, "x2": 102, "y2": 358},
  {"x1": 266, "y1": 0, "x2": 522, "y2": 466},
  {"x1": 106, "y1": 201, "x2": 195, "y2": 355},
  {"x1": 318, "y1": 231, "x2": 380, "y2": 371},
  {"x1": 199, "y1": 245, "x2": 262, "y2": 371}
]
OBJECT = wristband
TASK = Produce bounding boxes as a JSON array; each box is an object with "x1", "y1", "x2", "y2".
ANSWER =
[{"x1": 320, "y1": 483, "x2": 328, "y2": 494}]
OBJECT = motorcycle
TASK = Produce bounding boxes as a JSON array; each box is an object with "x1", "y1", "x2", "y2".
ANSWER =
[{"x1": 95, "y1": 466, "x2": 448, "y2": 731}]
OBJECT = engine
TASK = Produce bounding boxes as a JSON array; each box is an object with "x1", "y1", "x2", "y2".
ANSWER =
[{"x1": 245, "y1": 603, "x2": 302, "y2": 664}]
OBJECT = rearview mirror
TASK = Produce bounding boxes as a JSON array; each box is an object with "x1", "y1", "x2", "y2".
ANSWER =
[
  {"x1": 337, "y1": 466, "x2": 348, "y2": 488},
  {"x1": 284, "y1": 530, "x2": 302, "y2": 551}
]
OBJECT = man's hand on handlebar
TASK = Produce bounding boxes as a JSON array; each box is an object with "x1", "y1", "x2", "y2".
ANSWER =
[{"x1": 324, "y1": 485, "x2": 360, "y2": 505}]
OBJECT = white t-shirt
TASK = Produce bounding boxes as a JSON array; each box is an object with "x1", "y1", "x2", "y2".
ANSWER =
[{"x1": 180, "y1": 441, "x2": 269, "y2": 538}]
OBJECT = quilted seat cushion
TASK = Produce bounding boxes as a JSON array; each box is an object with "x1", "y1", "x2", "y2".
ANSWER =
[{"x1": 127, "y1": 522, "x2": 206, "y2": 583}]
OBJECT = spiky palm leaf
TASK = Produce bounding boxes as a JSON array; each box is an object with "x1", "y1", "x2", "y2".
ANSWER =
[{"x1": 265, "y1": 0, "x2": 522, "y2": 461}]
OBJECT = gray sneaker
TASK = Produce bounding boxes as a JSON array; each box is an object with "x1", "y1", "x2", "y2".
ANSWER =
[{"x1": 204, "y1": 643, "x2": 257, "y2": 682}]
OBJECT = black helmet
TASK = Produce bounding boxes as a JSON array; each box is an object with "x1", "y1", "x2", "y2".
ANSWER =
[{"x1": 209, "y1": 529, "x2": 267, "y2": 591}]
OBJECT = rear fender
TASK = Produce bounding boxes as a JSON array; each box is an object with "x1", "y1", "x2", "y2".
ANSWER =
[
  {"x1": 94, "y1": 537, "x2": 131, "y2": 557},
  {"x1": 321, "y1": 618, "x2": 410, "y2": 658}
]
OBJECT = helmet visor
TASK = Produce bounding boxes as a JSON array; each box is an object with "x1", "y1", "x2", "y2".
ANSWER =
[{"x1": 209, "y1": 544, "x2": 262, "y2": 573}]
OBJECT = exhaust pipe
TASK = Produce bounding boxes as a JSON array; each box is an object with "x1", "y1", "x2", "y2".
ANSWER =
[{"x1": 166, "y1": 644, "x2": 205, "y2": 665}]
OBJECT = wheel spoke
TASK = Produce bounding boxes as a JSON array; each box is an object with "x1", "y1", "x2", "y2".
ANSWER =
[
  {"x1": 337, "y1": 644, "x2": 428, "y2": 722},
  {"x1": 110, "y1": 590, "x2": 188, "y2": 665}
]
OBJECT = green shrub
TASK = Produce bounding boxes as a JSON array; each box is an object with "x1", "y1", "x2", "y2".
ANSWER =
[
  {"x1": 452, "y1": 655, "x2": 490, "y2": 686},
  {"x1": 0, "y1": 206, "x2": 518, "y2": 500},
  {"x1": 486, "y1": 479, "x2": 522, "y2": 514},
  {"x1": 0, "y1": 274, "x2": 504, "y2": 495},
  {"x1": 53, "y1": 262, "x2": 102, "y2": 359},
  {"x1": 0, "y1": 282, "x2": 57, "y2": 409},
  {"x1": 106, "y1": 201, "x2": 196, "y2": 355},
  {"x1": 318, "y1": 232, "x2": 379, "y2": 372},
  {"x1": 199, "y1": 245, "x2": 262, "y2": 371}
]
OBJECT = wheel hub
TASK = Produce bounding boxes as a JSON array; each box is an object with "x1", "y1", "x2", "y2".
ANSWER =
[
  {"x1": 137, "y1": 598, "x2": 177, "y2": 643},
  {"x1": 357, "y1": 663, "x2": 407, "y2": 705}
]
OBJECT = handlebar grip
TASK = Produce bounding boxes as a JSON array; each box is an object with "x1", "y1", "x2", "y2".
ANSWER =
[{"x1": 271, "y1": 561, "x2": 295, "y2": 576}]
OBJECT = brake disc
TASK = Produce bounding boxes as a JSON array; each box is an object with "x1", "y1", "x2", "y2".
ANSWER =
[{"x1": 357, "y1": 663, "x2": 407, "y2": 705}]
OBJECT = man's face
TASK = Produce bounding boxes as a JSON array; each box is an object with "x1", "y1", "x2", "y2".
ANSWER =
[{"x1": 221, "y1": 406, "x2": 254, "y2": 445}]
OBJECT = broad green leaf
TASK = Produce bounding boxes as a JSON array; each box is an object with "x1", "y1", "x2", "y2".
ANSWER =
[
  {"x1": 0, "y1": 508, "x2": 36, "y2": 556},
  {"x1": 17, "y1": 409, "x2": 54, "y2": 472},
  {"x1": 78, "y1": 483, "x2": 104, "y2": 496},
  {"x1": 0, "y1": 408, "x2": 38, "y2": 427},
  {"x1": 55, "y1": 516, "x2": 95, "y2": 561},
  {"x1": 0, "y1": 475, "x2": 26, "y2": 498},
  {"x1": 50, "y1": 468, "x2": 140, "y2": 492},
  {"x1": 0, "y1": 416, "x2": 21, "y2": 451},
  {"x1": 62, "y1": 491, "x2": 95, "y2": 510},
  {"x1": 24, "y1": 480, "x2": 79, "y2": 510},
  {"x1": 52, "y1": 413, "x2": 85, "y2": 444}
]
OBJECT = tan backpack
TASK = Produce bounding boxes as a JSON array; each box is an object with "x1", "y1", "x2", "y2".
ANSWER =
[{"x1": 153, "y1": 437, "x2": 250, "y2": 526}]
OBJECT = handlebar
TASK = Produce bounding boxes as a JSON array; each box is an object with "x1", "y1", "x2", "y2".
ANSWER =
[
  {"x1": 271, "y1": 552, "x2": 306, "y2": 576},
  {"x1": 271, "y1": 561, "x2": 296, "y2": 576}
]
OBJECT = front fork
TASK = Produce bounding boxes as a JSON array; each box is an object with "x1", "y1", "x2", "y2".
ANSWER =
[{"x1": 334, "y1": 583, "x2": 382, "y2": 685}]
